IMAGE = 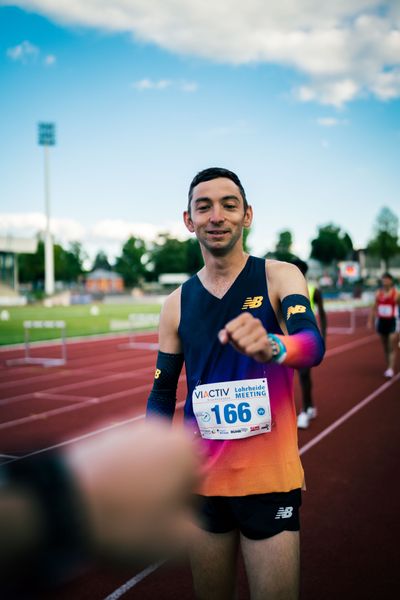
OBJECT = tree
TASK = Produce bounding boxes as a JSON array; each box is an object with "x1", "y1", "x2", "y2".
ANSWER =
[
  {"x1": 114, "y1": 236, "x2": 147, "y2": 287},
  {"x1": 18, "y1": 238, "x2": 86, "y2": 286},
  {"x1": 263, "y1": 230, "x2": 297, "y2": 261},
  {"x1": 57, "y1": 241, "x2": 86, "y2": 282},
  {"x1": 92, "y1": 250, "x2": 112, "y2": 272},
  {"x1": 243, "y1": 227, "x2": 251, "y2": 253},
  {"x1": 310, "y1": 224, "x2": 353, "y2": 265},
  {"x1": 367, "y1": 207, "x2": 399, "y2": 270},
  {"x1": 19, "y1": 239, "x2": 45, "y2": 287},
  {"x1": 150, "y1": 234, "x2": 189, "y2": 278},
  {"x1": 185, "y1": 238, "x2": 203, "y2": 275},
  {"x1": 274, "y1": 230, "x2": 298, "y2": 261}
]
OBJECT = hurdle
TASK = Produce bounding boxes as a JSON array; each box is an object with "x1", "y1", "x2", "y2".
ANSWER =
[
  {"x1": 326, "y1": 306, "x2": 356, "y2": 335},
  {"x1": 117, "y1": 313, "x2": 159, "y2": 350},
  {"x1": 6, "y1": 320, "x2": 67, "y2": 367}
]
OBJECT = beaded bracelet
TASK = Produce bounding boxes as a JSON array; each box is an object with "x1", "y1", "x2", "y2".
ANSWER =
[{"x1": 268, "y1": 333, "x2": 287, "y2": 364}]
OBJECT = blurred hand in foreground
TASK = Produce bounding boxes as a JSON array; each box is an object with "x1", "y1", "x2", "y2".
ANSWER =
[{"x1": 67, "y1": 420, "x2": 200, "y2": 563}]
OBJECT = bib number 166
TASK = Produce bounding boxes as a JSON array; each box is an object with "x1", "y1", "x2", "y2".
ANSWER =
[{"x1": 210, "y1": 402, "x2": 251, "y2": 425}]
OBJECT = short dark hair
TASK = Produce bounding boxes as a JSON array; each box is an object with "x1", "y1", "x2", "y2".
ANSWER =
[
  {"x1": 187, "y1": 167, "x2": 248, "y2": 213},
  {"x1": 291, "y1": 258, "x2": 309, "y2": 276},
  {"x1": 381, "y1": 272, "x2": 394, "y2": 281}
]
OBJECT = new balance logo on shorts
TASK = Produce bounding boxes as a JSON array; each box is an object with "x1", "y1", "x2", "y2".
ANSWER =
[{"x1": 274, "y1": 506, "x2": 294, "y2": 519}]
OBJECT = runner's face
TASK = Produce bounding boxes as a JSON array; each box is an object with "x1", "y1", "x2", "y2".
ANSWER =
[
  {"x1": 184, "y1": 178, "x2": 252, "y2": 256},
  {"x1": 382, "y1": 276, "x2": 393, "y2": 290}
]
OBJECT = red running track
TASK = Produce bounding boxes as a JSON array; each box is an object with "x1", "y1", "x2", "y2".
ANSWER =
[{"x1": 0, "y1": 324, "x2": 399, "y2": 599}]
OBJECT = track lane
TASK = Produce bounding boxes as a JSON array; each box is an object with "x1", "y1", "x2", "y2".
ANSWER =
[{"x1": 1, "y1": 328, "x2": 399, "y2": 598}]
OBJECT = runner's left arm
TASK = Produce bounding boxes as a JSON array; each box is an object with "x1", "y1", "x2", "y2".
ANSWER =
[
  {"x1": 269, "y1": 262, "x2": 325, "y2": 368},
  {"x1": 219, "y1": 262, "x2": 325, "y2": 369}
]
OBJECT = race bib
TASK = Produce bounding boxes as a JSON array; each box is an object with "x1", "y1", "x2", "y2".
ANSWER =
[
  {"x1": 377, "y1": 304, "x2": 393, "y2": 318},
  {"x1": 192, "y1": 378, "x2": 272, "y2": 440}
]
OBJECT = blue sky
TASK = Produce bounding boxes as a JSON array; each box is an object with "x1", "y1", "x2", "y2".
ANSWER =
[{"x1": 1, "y1": 1, "x2": 399, "y2": 265}]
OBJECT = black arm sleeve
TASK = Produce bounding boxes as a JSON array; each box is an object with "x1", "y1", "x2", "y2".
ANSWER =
[{"x1": 146, "y1": 351, "x2": 184, "y2": 419}]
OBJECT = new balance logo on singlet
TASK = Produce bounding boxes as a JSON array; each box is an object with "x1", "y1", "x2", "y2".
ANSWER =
[
  {"x1": 242, "y1": 296, "x2": 263, "y2": 310},
  {"x1": 274, "y1": 506, "x2": 293, "y2": 519}
]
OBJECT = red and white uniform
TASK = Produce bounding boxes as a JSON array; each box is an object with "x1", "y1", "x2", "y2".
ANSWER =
[{"x1": 376, "y1": 288, "x2": 397, "y2": 319}]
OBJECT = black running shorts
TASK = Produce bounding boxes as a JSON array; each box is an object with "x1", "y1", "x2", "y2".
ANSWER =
[
  {"x1": 194, "y1": 489, "x2": 302, "y2": 540},
  {"x1": 377, "y1": 318, "x2": 396, "y2": 335}
]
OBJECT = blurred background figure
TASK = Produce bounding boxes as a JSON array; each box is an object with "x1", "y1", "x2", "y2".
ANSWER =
[
  {"x1": 291, "y1": 259, "x2": 327, "y2": 429},
  {"x1": 368, "y1": 272, "x2": 399, "y2": 378},
  {"x1": 0, "y1": 421, "x2": 199, "y2": 596}
]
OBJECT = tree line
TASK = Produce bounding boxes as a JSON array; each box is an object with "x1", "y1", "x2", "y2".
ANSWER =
[{"x1": 18, "y1": 206, "x2": 399, "y2": 288}]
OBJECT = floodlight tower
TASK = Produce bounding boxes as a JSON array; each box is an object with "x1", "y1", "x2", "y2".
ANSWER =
[{"x1": 38, "y1": 122, "x2": 56, "y2": 296}]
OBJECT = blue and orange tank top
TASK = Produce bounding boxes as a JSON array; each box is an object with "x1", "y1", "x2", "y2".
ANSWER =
[{"x1": 178, "y1": 255, "x2": 304, "y2": 496}]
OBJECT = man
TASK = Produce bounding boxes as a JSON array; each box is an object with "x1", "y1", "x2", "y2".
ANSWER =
[
  {"x1": 368, "y1": 272, "x2": 399, "y2": 378},
  {"x1": 147, "y1": 167, "x2": 325, "y2": 599},
  {"x1": 291, "y1": 259, "x2": 327, "y2": 429}
]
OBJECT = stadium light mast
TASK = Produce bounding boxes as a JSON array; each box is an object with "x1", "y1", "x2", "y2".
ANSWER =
[{"x1": 38, "y1": 122, "x2": 56, "y2": 296}]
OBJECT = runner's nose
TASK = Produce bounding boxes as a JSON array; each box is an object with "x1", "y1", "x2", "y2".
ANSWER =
[{"x1": 209, "y1": 205, "x2": 224, "y2": 223}]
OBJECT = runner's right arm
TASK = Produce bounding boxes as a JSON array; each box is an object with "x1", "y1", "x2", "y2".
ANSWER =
[
  {"x1": 314, "y1": 287, "x2": 327, "y2": 340},
  {"x1": 146, "y1": 288, "x2": 184, "y2": 419},
  {"x1": 367, "y1": 292, "x2": 378, "y2": 329}
]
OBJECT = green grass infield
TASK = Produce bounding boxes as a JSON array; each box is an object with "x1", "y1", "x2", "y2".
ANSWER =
[{"x1": 0, "y1": 303, "x2": 161, "y2": 345}]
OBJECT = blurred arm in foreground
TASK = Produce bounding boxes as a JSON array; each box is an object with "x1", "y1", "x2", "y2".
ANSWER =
[{"x1": 0, "y1": 421, "x2": 199, "y2": 591}]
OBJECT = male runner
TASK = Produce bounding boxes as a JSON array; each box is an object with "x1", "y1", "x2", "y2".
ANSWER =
[
  {"x1": 291, "y1": 259, "x2": 327, "y2": 429},
  {"x1": 368, "y1": 272, "x2": 399, "y2": 378},
  {"x1": 147, "y1": 167, "x2": 325, "y2": 599}
]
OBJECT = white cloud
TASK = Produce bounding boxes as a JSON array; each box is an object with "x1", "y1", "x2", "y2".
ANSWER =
[
  {"x1": 6, "y1": 40, "x2": 57, "y2": 67},
  {"x1": 88, "y1": 219, "x2": 189, "y2": 243},
  {"x1": 180, "y1": 81, "x2": 198, "y2": 93},
  {"x1": 316, "y1": 117, "x2": 348, "y2": 127},
  {"x1": 6, "y1": 40, "x2": 39, "y2": 62},
  {"x1": 0, "y1": 213, "x2": 85, "y2": 245},
  {"x1": 131, "y1": 78, "x2": 172, "y2": 91},
  {"x1": 131, "y1": 78, "x2": 198, "y2": 92},
  {"x1": 370, "y1": 67, "x2": 400, "y2": 100},
  {"x1": 8, "y1": 1, "x2": 400, "y2": 106},
  {"x1": 297, "y1": 78, "x2": 360, "y2": 107},
  {"x1": 0, "y1": 213, "x2": 190, "y2": 255},
  {"x1": 44, "y1": 53, "x2": 56, "y2": 66}
]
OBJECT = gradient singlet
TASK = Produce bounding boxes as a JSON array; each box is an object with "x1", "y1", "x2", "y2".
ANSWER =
[{"x1": 178, "y1": 255, "x2": 304, "y2": 496}]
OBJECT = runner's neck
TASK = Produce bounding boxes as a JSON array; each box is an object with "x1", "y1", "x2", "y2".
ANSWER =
[{"x1": 198, "y1": 251, "x2": 249, "y2": 299}]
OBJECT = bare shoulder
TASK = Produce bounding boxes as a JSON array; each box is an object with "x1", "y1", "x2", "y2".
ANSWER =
[
  {"x1": 266, "y1": 259, "x2": 308, "y2": 300},
  {"x1": 158, "y1": 287, "x2": 182, "y2": 353}
]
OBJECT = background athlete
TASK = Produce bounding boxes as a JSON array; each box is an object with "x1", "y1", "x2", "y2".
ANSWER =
[
  {"x1": 291, "y1": 259, "x2": 327, "y2": 429},
  {"x1": 368, "y1": 272, "x2": 399, "y2": 378},
  {"x1": 147, "y1": 167, "x2": 325, "y2": 600}
]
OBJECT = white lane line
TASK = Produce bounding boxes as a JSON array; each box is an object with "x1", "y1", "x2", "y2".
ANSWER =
[
  {"x1": 0, "y1": 365, "x2": 154, "y2": 406},
  {"x1": 0, "y1": 453, "x2": 18, "y2": 458},
  {"x1": 299, "y1": 372, "x2": 400, "y2": 456},
  {"x1": 0, "y1": 334, "x2": 374, "y2": 409},
  {"x1": 101, "y1": 371, "x2": 400, "y2": 600},
  {"x1": 0, "y1": 400, "x2": 92, "y2": 430},
  {"x1": 0, "y1": 353, "x2": 155, "y2": 390},
  {"x1": 103, "y1": 561, "x2": 166, "y2": 600},
  {"x1": 324, "y1": 334, "x2": 375, "y2": 358},
  {"x1": 1, "y1": 400, "x2": 187, "y2": 464},
  {"x1": 34, "y1": 393, "x2": 96, "y2": 403},
  {"x1": 0, "y1": 373, "x2": 187, "y2": 431}
]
